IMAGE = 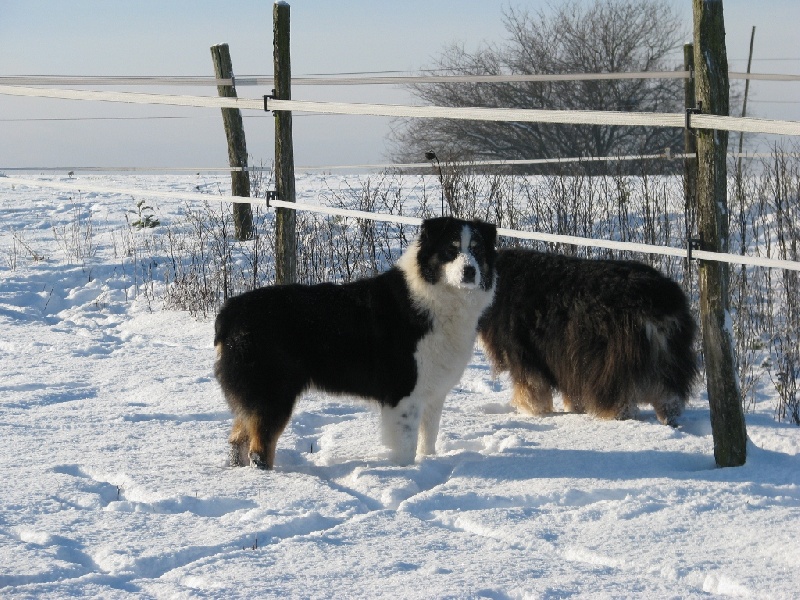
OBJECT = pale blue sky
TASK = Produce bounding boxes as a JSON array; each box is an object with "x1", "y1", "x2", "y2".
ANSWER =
[{"x1": 1, "y1": 1, "x2": 798, "y2": 169}]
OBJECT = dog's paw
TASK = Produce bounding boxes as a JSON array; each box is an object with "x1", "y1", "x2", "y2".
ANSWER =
[
  {"x1": 249, "y1": 452, "x2": 272, "y2": 470},
  {"x1": 387, "y1": 450, "x2": 417, "y2": 467}
]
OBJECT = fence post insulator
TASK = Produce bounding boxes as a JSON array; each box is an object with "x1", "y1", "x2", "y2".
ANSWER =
[{"x1": 685, "y1": 102, "x2": 703, "y2": 131}]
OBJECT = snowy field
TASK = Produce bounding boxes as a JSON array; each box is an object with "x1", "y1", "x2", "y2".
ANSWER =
[{"x1": 1, "y1": 173, "x2": 799, "y2": 599}]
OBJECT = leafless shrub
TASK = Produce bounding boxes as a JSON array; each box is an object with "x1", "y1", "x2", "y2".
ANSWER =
[
  {"x1": 762, "y1": 149, "x2": 800, "y2": 423},
  {"x1": 728, "y1": 145, "x2": 800, "y2": 422},
  {"x1": 3, "y1": 230, "x2": 46, "y2": 270},
  {"x1": 160, "y1": 201, "x2": 274, "y2": 318},
  {"x1": 52, "y1": 199, "x2": 96, "y2": 276},
  {"x1": 295, "y1": 173, "x2": 423, "y2": 283}
]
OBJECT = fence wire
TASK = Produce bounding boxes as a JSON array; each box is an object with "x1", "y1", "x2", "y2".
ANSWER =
[{"x1": 2, "y1": 70, "x2": 800, "y2": 86}]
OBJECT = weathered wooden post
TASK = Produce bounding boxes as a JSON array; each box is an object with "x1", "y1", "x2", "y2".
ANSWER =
[
  {"x1": 736, "y1": 26, "x2": 756, "y2": 179},
  {"x1": 273, "y1": 0, "x2": 297, "y2": 284},
  {"x1": 683, "y1": 43, "x2": 697, "y2": 272},
  {"x1": 210, "y1": 43, "x2": 253, "y2": 241},
  {"x1": 692, "y1": 0, "x2": 747, "y2": 467}
]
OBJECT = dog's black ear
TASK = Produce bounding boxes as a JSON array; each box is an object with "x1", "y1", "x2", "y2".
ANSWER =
[
  {"x1": 419, "y1": 217, "x2": 452, "y2": 245},
  {"x1": 475, "y1": 220, "x2": 497, "y2": 249}
]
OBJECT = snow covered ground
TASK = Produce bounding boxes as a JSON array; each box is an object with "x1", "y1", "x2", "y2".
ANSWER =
[{"x1": 1, "y1": 173, "x2": 798, "y2": 599}]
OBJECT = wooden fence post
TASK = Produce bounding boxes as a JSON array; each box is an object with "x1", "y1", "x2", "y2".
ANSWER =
[
  {"x1": 683, "y1": 43, "x2": 697, "y2": 273},
  {"x1": 736, "y1": 26, "x2": 756, "y2": 180},
  {"x1": 273, "y1": 0, "x2": 296, "y2": 284},
  {"x1": 210, "y1": 43, "x2": 253, "y2": 241},
  {"x1": 692, "y1": 0, "x2": 747, "y2": 467}
]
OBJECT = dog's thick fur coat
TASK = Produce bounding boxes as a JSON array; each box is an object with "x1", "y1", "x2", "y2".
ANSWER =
[
  {"x1": 479, "y1": 248, "x2": 697, "y2": 425},
  {"x1": 214, "y1": 217, "x2": 496, "y2": 469}
]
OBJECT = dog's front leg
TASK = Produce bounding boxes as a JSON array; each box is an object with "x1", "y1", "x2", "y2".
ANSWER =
[
  {"x1": 381, "y1": 397, "x2": 423, "y2": 465},
  {"x1": 416, "y1": 395, "x2": 445, "y2": 457}
]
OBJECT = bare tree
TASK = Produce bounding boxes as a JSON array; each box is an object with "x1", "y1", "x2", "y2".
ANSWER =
[{"x1": 390, "y1": 0, "x2": 686, "y2": 172}]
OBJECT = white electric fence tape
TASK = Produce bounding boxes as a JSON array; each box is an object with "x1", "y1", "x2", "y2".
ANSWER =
[
  {"x1": 3, "y1": 176, "x2": 798, "y2": 272},
  {"x1": 2, "y1": 85, "x2": 799, "y2": 136}
]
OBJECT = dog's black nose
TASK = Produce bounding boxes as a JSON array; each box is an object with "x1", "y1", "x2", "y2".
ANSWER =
[{"x1": 463, "y1": 265, "x2": 476, "y2": 283}]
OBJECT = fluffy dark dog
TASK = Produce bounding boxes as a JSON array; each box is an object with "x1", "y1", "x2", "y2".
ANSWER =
[
  {"x1": 479, "y1": 248, "x2": 697, "y2": 425},
  {"x1": 214, "y1": 217, "x2": 496, "y2": 469}
]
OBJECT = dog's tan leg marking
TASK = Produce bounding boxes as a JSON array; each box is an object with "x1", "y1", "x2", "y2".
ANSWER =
[
  {"x1": 511, "y1": 373, "x2": 553, "y2": 415},
  {"x1": 562, "y1": 393, "x2": 586, "y2": 414},
  {"x1": 245, "y1": 414, "x2": 269, "y2": 469},
  {"x1": 228, "y1": 415, "x2": 249, "y2": 467},
  {"x1": 245, "y1": 413, "x2": 290, "y2": 470}
]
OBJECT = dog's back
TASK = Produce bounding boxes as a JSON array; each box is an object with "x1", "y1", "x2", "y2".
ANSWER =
[
  {"x1": 214, "y1": 268, "x2": 431, "y2": 411},
  {"x1": 479, "y1": 248, "x2": 697, "y2": 425}
]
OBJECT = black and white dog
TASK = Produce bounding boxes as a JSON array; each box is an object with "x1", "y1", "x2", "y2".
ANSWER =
[
  {"x1": 214, "y1": 217, "x2": 497, "y2": 469},
  {"x1": 479, "y1": 248, "x2": 697, "y2": 426}
]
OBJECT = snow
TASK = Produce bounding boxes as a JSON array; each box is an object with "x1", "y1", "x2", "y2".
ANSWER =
[{"x1": 1, "y1": 173, "x2": 799, "y2": 599}]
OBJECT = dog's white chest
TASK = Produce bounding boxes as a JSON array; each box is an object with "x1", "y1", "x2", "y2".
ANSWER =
[{"x1": 413, "y1": 295, "x2": 487, "y2": 396}]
